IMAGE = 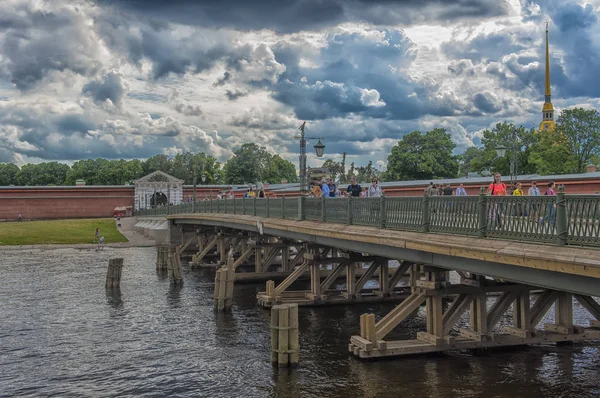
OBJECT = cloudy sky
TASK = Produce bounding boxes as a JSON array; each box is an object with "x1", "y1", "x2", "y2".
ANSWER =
[{"x1": 1, "y1": 0, "x2": 600, "y2": 171}]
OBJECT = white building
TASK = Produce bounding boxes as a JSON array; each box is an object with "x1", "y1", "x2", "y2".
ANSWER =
[{"x1": 133, "y1": 171, "x2": 184, "y2": 210}]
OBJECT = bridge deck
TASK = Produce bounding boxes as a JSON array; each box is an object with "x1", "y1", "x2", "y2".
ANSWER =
[{"x1": 168, "y1": 213, "x2": 600, "y2": 296}]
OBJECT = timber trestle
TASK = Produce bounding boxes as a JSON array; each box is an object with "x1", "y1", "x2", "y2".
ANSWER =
[
  {"x1": 257, "y1": 247, "x2": 415, "y2": 307},
  {"x1": 349, "y1": 268, "x2": 600, "y2": 358}
]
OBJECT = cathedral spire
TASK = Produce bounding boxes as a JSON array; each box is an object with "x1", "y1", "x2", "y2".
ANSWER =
[
  {"x1": 544, "y1": 21, "x2": 551, "y2": 102},
  {"x1": 539, "y1": 21, "x2": 556, "y2": 132}
]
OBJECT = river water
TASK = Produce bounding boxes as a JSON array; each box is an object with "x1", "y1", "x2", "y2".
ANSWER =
[{"x1": 1, "y1": 247, "x2": 599, "y2": 398}]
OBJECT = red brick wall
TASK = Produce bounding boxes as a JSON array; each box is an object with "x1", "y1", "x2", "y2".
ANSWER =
[{"x1": 0, "y1": 187, "x2": 135, "y2": 221}]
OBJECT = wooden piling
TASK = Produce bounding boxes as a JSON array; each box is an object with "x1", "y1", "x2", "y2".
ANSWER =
[
  {"x1": 167, "y1": 251, "x2": 183, "y2": 284},
  {"x1": 156, "y1": 246, "x2": 169, "y2": 270},
  {"x1": 271, "y1": 303, "x2": 299, "y2": 367},
  {"x1": 213, "y1": 249, "x2": 235, "y2": 311},
  {"x1": 105, "y1": 258, "x2": 124, "y2": 289}
]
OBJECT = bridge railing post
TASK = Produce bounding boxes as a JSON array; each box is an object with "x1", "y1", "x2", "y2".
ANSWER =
[
  {"x1": 421, "y1": 194, "x2": 429, "y2": 233},
  {"x1": 347, "y1": 196, "x2": 353, "y2": 225},
  {"x1": 233, "y1": 197, "x2": 236, "y2": 214},
  {"x1": 282, "y1": 196, "x2": 286, "y2": 219},
  {"x1": 242, "y1": 198, "x2": 246, "y2": 215},
  {"x1": 253, "y1": 196, "x2": 257, "y2": 216},
  {"x1": 321, "y1": 196, "x2": 326, "y2": 222},
  {"x1": 298, "y1": 196, "x2": 305, "y2": 221},
  {"x1": 379, "y1": 195, "x2": 386, "y2": 229},
  {"x1": 556, "y1": 185, "x2": 567, "y2": 246},
  {"x1": 478, "y1": 188, "x2": 487, "y2": 238}
]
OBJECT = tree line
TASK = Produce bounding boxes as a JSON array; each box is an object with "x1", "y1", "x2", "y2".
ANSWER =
[
  {"x1": 0, "y1": 143, "x2": 298, "y2": 187},
  {"x1": 1, "y1": 107, "x2": 598, "y2": 187}
]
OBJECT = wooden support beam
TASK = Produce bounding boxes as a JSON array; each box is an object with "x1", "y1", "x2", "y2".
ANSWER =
[
  {"x1": 374, "y1": 291, "x2": 427, "y2": 341},
  {"x1": 307, "y1": 263, "x2": 322, "y2": 300},
  {"x1": 487, "y1": 291, "x2": 519, "y2": 331},
  {"x1": 530, "y1": 290, "x2": 559, "y2": 328},
  {"x1": 281, "y1": 246, "x2": 290, "y2": 272},
  {"x1": 178, "y1": 231, "x2": 198, "y2": 254},
  {"x1": 425, "y1": 295, "x2": 443, "y2": 343},
  {"x1": 574, "y1": 295, "x2": 600, "y2": 320},
  {"x1": 468, "y1": 294, "x2": 488, "y2": 338},
  {"x1": 261, "y1": 247, "x2": 281, "y2": 273},
  {"x1": 545, "y1": 292, "x2": 574, "y2": 334},
  {"x1": 233, "y1": 246, "x2": 255, "y2": 269},
  {"x1": 355, "y1": 260, "x2": 382, "y2": 293},
  {"x1": 345, "y1": 262, "x2": 357, "y2": 298},
  {"x1": 513, "y1": 291, "x2": 531, "y2": 331},
  {"x1": 388, "y1": 261, "x2": 411, "y2": 291},
  {"x1": 320, "y1": 261, "x2": 350, "y2": 293},
  {"x1": 378, "y1": 260, "x2": 390, "y2": 296},
  {"x1": 273, "y1": 262, "x2": 311, "y2": 296},
  {"x1": 442, "y1": 294, "x2": 474, "y2": 335},
  {"x1": 288, "y1": 247, "x2": 306, "y2": 270},
  {"x1": 192, "y1": 235, "x2": 218, "y2": 265}
]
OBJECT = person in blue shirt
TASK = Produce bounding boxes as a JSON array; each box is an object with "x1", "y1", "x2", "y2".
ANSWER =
[{"x1": 320, "y1": 179, "x2": 330, "y2": 198}]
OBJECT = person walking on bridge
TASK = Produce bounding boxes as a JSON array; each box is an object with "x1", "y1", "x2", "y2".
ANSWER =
[
  {"x1": 320, "y1": 179, "x2": 330, "y2": 198},
  {"x1": 528, "y1": 181, "x2": 540, "y2": 222},
  {"x1": 367, "y1": 178, "x2": 382, "y2": 197},
  {"x1": 487, "y1": 172, "x2": 506, "y2": 228},
  {"x1": 347, "y1": 177, "x2": 361, "y2": 197}
]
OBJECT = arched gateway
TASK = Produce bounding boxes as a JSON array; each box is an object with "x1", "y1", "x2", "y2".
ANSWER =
[{"x1": 134, "y1": 171, "x2": 183, "y2": 210}]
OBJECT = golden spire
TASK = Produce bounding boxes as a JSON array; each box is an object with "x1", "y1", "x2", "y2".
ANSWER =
[
  {"x1": 539, "y1": 20, "x2": 555, "y2": 132},
  {"x1": 545, "y1": 21, "x2": 551, "y2": 99}
]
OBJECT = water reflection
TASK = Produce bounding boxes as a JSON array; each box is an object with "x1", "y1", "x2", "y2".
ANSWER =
[
  {"x1": 167, "y1": 283, "x2": 183, "y2": 307},
  {"x1": 105, "y1": 288, "x2": 123, "y2": 311}
]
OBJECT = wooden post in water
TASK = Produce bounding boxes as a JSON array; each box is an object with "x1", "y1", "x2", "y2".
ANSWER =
[
  {"x1": 213, "y1": 248, "x2": 235, "y2": 311},
  {"x1": 156, "y1": 246, "x2": 169, "y2": 270},
  {"x1": 167, "y1": 251, "x2": 183, "y2": 284},
  {"x1": 105, "y1": 258, "x2": 124, "y2": 289},
  {"x1": 270, "y1": 303, "x2": 299, "y2": 367}
]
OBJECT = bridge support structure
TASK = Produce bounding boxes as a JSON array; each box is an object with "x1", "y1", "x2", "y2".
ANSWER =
[
  {"x1": 257, "y1": 247, "x2": 414, "y2": 307},
  {"x1": 349, "y1": 268, "x2": 600, "y2": 358}
]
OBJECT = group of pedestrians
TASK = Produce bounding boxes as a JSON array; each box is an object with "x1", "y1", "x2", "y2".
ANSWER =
[{"x1": 309, "y1": 177, "x2": 383, "y2": 198}]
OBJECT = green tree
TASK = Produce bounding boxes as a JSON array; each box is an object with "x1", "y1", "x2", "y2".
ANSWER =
[
  {"x1": 458, "y1": 147, "x2": 483, "y2": 177},
  {"x1": 143, "y1": 154, "x2": 172, "y2": 175},
  {"x1": 15, "y1": 162, "x2": 69, "y2": 186},
  {"x1": 529, "y1": 108, "x2": 600, "y2": 174},
  {"x1": 321, "y1": 159, "x2": 344, "y2": 181},
  {"x1": 65, "y1": 158, "x2": 108, "y2": 185},
  {"x1": 384, "y1": 128, "x2": 459, "y2": 181},
  {"x1": 468, "y1": 122, "x2": 537, "y2": 177},
  {"x1": 355, "y1": 160, "x2": 380, "y2": 182},
  {"x1": 224, "y1": 143, "x2": 298, "y2": 185},
  {"x1": 0, "y1": 163, "x2": 19, "y2": 186}
]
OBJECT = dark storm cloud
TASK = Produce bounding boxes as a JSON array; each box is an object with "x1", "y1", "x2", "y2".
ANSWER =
[
  {"x1": 268, "y1": 29, "x2": 463, "y2": 121},
  {"x1": 82, "y1": 70, "x2": 128, "y2": 107},
  {"x1": 0, "y1": 5, "x2": 101, "y2": 90},
  {"x1": 472, "y1": 92, "x2": 502, "y2": 114},
  {"x1": 95, "y1": 0, "x2": 510, "y2": 32}
]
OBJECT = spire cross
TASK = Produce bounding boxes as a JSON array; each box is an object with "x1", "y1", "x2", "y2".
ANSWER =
[{"x1": 545, "y1": 20, "x2": 550, "y2": 30}]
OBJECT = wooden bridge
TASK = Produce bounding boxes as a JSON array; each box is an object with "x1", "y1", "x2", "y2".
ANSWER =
[{"x1": 137, "y1": 191, "x2": 600, "y2": 359}]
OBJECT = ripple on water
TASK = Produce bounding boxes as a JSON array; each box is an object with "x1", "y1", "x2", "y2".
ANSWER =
[{"x1": 0, "y1": 247, "x2": 599, "y2": 397}]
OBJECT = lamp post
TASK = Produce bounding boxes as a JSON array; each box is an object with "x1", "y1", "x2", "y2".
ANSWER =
[
  {"x1": 495, "y1": 128, "x2": 519, "y2": 187},
  {"x1": 295, "y1": 121, "x2": 326, "y2": 193}
]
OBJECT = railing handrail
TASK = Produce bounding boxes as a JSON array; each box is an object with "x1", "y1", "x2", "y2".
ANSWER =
[{"x1": 135, "y1": 194, "x2": 600, "y2": 247}]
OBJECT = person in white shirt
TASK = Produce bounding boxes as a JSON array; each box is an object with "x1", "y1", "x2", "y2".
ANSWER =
[
  {"x1": 456, "y1": 183, "x2": 467, "y2": 196},
  {"x1": 368, "y1": 178, "x2": 382, "y2": 197},
  {"x1": 527, "y1": 181, "x2": 540, "y2": 221}
]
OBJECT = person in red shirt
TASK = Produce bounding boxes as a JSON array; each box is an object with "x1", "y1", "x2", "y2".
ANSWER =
[
  {"x1": 487, "y1": 172, "x2": 506, "y2": 228},
  {"x1": 487, "y1": 172, "x2": 507, "y2": 196}
]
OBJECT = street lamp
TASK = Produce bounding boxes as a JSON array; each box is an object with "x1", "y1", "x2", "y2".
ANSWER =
[
  {"x1": 495, "y1": 145, "x2": 507, "y2": 158},
  {"x1": 295, "y1": 121, "x2": 326, "y2": 193}
]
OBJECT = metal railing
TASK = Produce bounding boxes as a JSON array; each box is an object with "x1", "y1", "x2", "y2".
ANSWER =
[{"x1": 136, "y1": 189, "x2": 600, "y2": 247}]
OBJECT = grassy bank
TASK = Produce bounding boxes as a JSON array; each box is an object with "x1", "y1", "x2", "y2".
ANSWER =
[{"x1": 0, "y1": 218, "x2": 128, "y2": 245}]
